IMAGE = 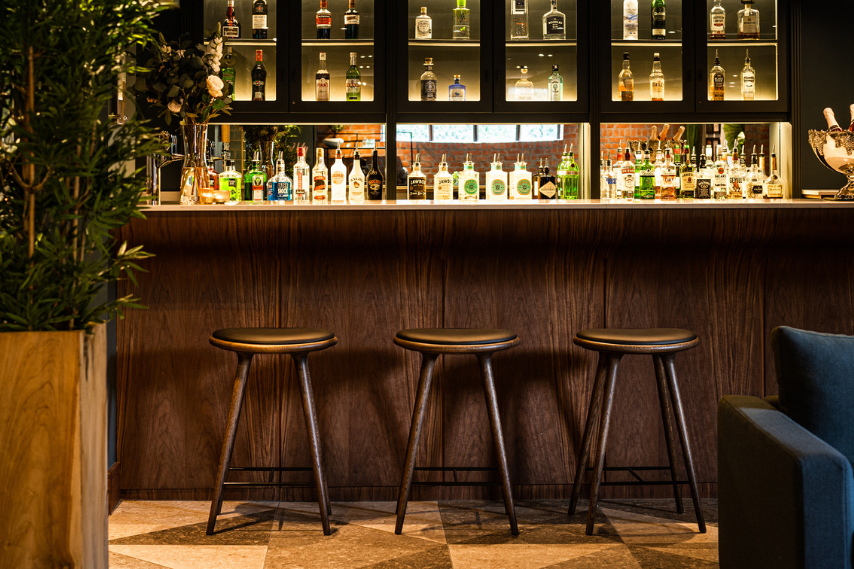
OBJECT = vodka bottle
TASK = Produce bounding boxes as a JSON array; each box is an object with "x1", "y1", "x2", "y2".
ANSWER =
[
  {"x1": 293, "y1": 146, "x2": 310, "y2": 203},
  {"x1": 548, "y1": 65, "x2": 563, "y2": 102},
  {"x1": 623, "y1": 0, "x2": 639, "y2": 40}
]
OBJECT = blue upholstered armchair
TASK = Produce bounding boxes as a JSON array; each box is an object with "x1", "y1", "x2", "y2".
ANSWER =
[{"x1": 718, "y1": 327, "x2": 854, "y2": 569}]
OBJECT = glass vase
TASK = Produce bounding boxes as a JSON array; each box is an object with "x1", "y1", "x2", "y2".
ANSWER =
[{"x1": 179, "y1": 124, "x2": 213, "y2": 205}]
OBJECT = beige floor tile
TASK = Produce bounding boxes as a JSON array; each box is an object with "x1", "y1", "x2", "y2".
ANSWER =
[
  {"x1": 109, "y1": 545, "x2": 267, "y2": 569},
  {"x1": 448, "y1": 543, "x2": 625, "y2": 569},
  {"x1": 600, "y1": 507, "x2": 717, "y2": 546},
  {"x1": 109, "y1": 551, "x2": 171, "y2": 568},
  {"x1": 643, "y1": 544, "x2": 720, "y2": 563}
]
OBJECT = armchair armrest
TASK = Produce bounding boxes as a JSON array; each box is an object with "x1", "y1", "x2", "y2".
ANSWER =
[{"x1": 718, "y1": 395, "x2": 854, "y2": 569}]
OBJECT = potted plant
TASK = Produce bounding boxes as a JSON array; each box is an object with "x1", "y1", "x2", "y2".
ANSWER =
[
  {"x1": 243, "y1": 125, "x2": 302, "y2": 179},
  {"x1": 0, "y1": 0, "x2": 162, "y2": 565}
]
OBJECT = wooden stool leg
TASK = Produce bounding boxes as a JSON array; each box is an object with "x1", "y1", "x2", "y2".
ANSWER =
[
  {"x1": 661, "y1": 353, "x2": 706, "y2": 533},
  {"x1": 653, "y1": 355, "x2": 684, "y2": 514},
  {"x1": 207, "y1": 353, "x2": 253, "y2": 535},
  {"x1": 585, "y1": 353, "x2": 622, "y2": 536},
  {"x1": 568, "y1": 353, "x2": 608, "y2": 516},
  {"x1": 477, "y1": 353, "x2": 519, "y2": 535},
  {"x1": 293, "y1": 353, "x2": 332, "y2": 536},
  {"x1": 395, "y1": 353, "x2": 438, "y2": 535}
]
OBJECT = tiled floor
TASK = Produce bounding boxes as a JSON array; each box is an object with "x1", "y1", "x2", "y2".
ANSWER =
[{"x1": 109, "y1": 499, "x2": 718, "y2": 568}]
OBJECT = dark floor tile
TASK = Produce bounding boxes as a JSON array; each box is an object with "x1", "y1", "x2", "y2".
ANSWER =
[
  {"x1": 598, "y1": 499, "x2": 718, "y2": 526},
  {"x1": 629, "y1": 545, "x2": 719, "y2": 568},
  {"x1": 110, "y1": 511, "x2": 275, "y2": 546},
  {"x1": 366, "y1": 545, "x2": 453, "y2": 569}
]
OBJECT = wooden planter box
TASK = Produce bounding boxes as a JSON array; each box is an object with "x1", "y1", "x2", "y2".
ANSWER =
[{"x1": 0, "y1": 325, "x2": 107, "y2": 568}]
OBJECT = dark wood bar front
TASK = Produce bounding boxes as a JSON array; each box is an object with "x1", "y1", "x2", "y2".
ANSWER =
[{"x1": 116, "y1": 203, "x2": 854, "y2": 502}]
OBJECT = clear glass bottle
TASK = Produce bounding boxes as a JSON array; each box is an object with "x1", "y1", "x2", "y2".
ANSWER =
[
  {"x1": 618, "y1": 52, "x2": 633, "y2": 101},
  {"x1": 713, "y1": 146, "x2": 728, "y2": 199},
  {"x1": 638, "y1": 149, "x2": 656, "y2": 199},
  {"x1": 316, "y1": 0, "x2": 331, "y2": 39},
  {"x1": 695, "y1": 153, "x2": 712, "y2": 199},
  {"x1": 459, "y1": 154, "x2": 480, "y2": 201},
  {"x1": 548, "y1": 65, "x2": 563, "y2": 101},
  {"x1": 660, "y1": 148, "x2": 677, "y2": 199},
  {"x1": 244, "y1": 150, "x2": 267, "y2": 203},
  {"x1": 316, "y1": 52, "x2": 330, "y2": 101},
  {"x1": 449, "y1": 75, "x2": 466, "y2": 101},
  {"x1": 434, "y1": 154, "x2": 454, "y2": 200},
  {"x1": 346, "y1": 52, "x2": 361, "y2": 101},
  {"x1": 485, "y1": 155, "x2": 508, "y2": 200},
  {"x1": 453, "y1": 0, "x2": 470, "y2": 40},
  {"x1": 764, "y1": 147, "x2": 784, "y2": 199},
  {"x1": 219, "y1": 147, "x2": 242, "y2": 203},
  {"x1": 344, "y1": 0, "x2": 360, "y2": 40},
  {"x1": 602, "y1": 159, "x2": 617, "y2": 200},
  {"x1": 407, "y1": 153, "x2": 427, "y2": 200},
  {"x1": 330, "y1": 148, "x2": 347, "y2": 203},
  {"x1": 543, "y1": 0, "x2": 566, "y2": 40},
  {"x1": 312, "y1": 148, "x2": 328, "y2": 203},
  {"x1": 738, "y1": 2, "x2": 760, "y2": 39},
  {"x1": 649, "y1": 53, "x2": 664, "y2": 101},
  {"x1": 415, "y1": 7, "x2": 432, "y2": 39},
  {"x1": 420, "y1": 58, "x2": 437, "y2": 101},
  {"x1": 620, "y1": 146, "x2": 636, "y2": 200},
  {"x1": 710, "y1": 49, "x2": 725, "y2": 101},
  {"x1": 623, "y1": 0, "x2": 638, "y2": 40},
  {"x1": 270, "y1": 152, "x2": 293, "y2": 202},
  {"x1": 293, "y1": 146, "x2": 310, "y2": 204},
  {"x1": 741, "y1": 50, "x2": 755, "y2": 101},
  {"x1": 557, "y1": 145, "x2": 572, "y2": 199},
  {"x1": 710, "y1": 0, "x2": 726, "y2": 39},
  {"x1": 511, "y1": 0, "x2": 529, "y2": 40},
  {"x1": 651, "y1": 0, "x2": 666, "y2": 40},
  {"x1": 222, "y1": 0, "x2": 241, "y2": 39},
  {"x1": 252, "y1": 0, "x2": 268, "y2": 39},
  {"x1": 510, "y1": 154, "x2": 533, "y2": 199},
  {"x1": 515, "y1": 66, "x2": 533, "y2": 101},
  {"x1": 729, "y1": 148, "x2": 744, "y2": 199},
  {"x1": 653, "y1": 146, "x2": 664, "y2": 193},
  {"x1": 680, "y1": 147, "x2": 696, "y2": 198},
  {"x1": 349, "y1": 149, "x2": 365, "y2": 203}
]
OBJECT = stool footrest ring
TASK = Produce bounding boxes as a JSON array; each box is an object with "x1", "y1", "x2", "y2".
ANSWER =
[
  {"x1": 223, "y1": 482, "x2": 318, "y2": 488},
  {"x1": 412, "y1": 481, "x2": 502, "y2": 487},
  {"x1": 228, "y1": 467, "x2": 312, "y2": 472},
  {"x1": 414, "y1": 466, "x2": 498, "y2": 472}
]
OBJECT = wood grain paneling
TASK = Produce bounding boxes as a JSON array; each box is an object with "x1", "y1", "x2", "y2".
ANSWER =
[{"x1": 117, "y1": 208, "x2": 853, "y2": 501}]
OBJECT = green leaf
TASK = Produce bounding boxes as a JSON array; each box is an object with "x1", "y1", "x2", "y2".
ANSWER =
[{"x1": 166, "y1": 84, "x2": 179, "y2": 98}]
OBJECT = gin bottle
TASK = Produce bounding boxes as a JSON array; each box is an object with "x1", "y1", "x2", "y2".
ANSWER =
[
  {"x1": 486, "y1": 155, "x2": 508, "y2": 200},
  {"x1": 543, "y1": 0, "x2": 566, "y2": 40},
  {"x1": 548, "y1": 65, "x2": 563, "y2": 102},
  {"x1": 407, "y1": 153, "x2": 427, "y2": 200},
  {"x1": 434, "y1": 154, "x2": 454, "y2": 201},
  {"x1": 515, "y1": 66, "x2": 533, "y2": 101},
  {"x1": 330, "y1": 148, "x2": 347, "y2": 203},
  {"x1": 649, "y1": 53, "x2": 664, "y2": 101},
  {"x1": 453, "y1": 0, "x2": 470, "y2": 40},
  {"x1": 738, "y1": 2, "x2": 760, "y2": 39},
  {"x1": 538, "y1": 161, "x2": 557, "y2": 199},
  {"x1": 623, "y1": 0, "x2": 639, "y2": 40},
  {"x1": 349, "y1": 149, "x2": 365, "y2": 203},
  {"x1": 741, "y1": 50, "x2": 755, "y2": 101},
  {"x1": 293, "y1": 146, "x2": 310, "y2": 204},
  {"x1": 510, "y1": 155, "x2": 533, "y2": 199},
  {"x1": 511, "y1": 0, "x2": 529, "y2": 40},
  {"x1": 420, "y1": 58, "x2": 437, "y2": 101},
  {"x1": 459, "y1": 154, "x2": 480, "y2": 201},
  {"x1": 312, "y1": 148, "x2": 328, "y2": 203},
  {"x1": 710, "y1": 0, "x2": 726, "y2": 39},
  {"x1": 449, "y1": 75, "x2": 466, "y2": 101},
  {"x1": 618, "y1": 52, "x2": 633, "y2": 101},
  {"x1": 415, "y1": 7, "x2": 432, "y2": 39}
]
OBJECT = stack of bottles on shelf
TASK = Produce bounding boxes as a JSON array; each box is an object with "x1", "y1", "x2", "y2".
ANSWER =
[
  {"x1": 599, "y1": 126, "x2": 784, "y2": 201},
  {"x1": 622, "y1": 0, "x2": 761, "y2": 40}
]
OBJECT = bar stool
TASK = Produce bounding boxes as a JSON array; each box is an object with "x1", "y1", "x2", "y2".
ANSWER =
[
  {"x1": 206, "y1": 327, "x2": 337, "y2": 536},
  {"x1": 568, "y1": 328, "x2": 706, "y2": 535},
  {"x1": 394, "y1": 328, "x2": 520, "y2": 535}
]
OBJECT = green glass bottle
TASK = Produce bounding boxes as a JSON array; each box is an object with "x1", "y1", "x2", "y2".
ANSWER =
[
  {"x1": 346, "y1": 52, "x2": 361, "y2": 102},
  {"x1": 453, "y1": 0, "x2": 470, "y2": 40},
  {"x1": 243, "y1": 150, "x2": 267, "y2": 203},
  {"x1": 556, "y1": 146, "x2": 571, "y2": 199},
  {"x1": 567, "y1": 148, "x2": 579, "y2": 199},
  {"x1": 638, "y1": 149, "x2": 656, "y2": 199}
]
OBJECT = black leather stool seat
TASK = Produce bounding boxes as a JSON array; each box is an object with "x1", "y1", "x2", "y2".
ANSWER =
[
  {"x1": 396, "y1": 328, "x2": 517, "y2": 346},
  {"x1": 576, "y1": 328, "x2": 697, "y2": 346},
  {"x1": 212, "y1": 327, "x2": 335, "y2": 346}
]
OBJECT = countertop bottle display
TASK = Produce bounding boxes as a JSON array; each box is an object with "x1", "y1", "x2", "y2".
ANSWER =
[
  {"x1": 649, "y1": 53, "x2": 664, "y2": 101},
  {"x1": 710, "y1": 0, "x2": 726, "y2": 39},
  {"x1": 453, "y1": 0, "x2": 470, "y2": 40},
  {"x1": 349, "y1": 149, "x2": 365, "y2": 203},
  {"x1": 486, "y1": 155, "x2": 508, "y2": 200},
  {"x1": 638, "y1": 149, "x2": 655, "y2": 199},
  {"x1": 511, "y1": 0, "x2": 529, "y2": 40},
  {"x1": 415, "y1": 7, "x2": 432, "y2": 39},
  {"x1": 330, "y1": 148, "x2": 347, "y2": 203},
  {"x1": 312, "y1": 149, "x2": 329, "y2": 203},
  {"x1": 434, "y1": 155, "x2": 454, "y2": 201},
  {"x1": 538, "y1": 162, "x2": 557, "y2": 199},
  {"x1": 619, "y1": 52, "x2": 633, "y2": 101},
  {"x1": 713, "y1": 146, "x2": 728, "y2": 199},
  {"x1": 245, "y1": 150, "x2": 267, "y2": 203},
  {"x1": 317, "y1": 0, "x2": 332, "y2": 39},
  {"x1": 316, "y1": 52, "x2": 330, "y2": 101},
  {"x1": 459, "y1": 154, "x2": 479, "y2": 201},
  {"x1": 407, "y1": 154, "x2": 427, "y2": 200},
  {"x1": 346, "y1": 52, "x2": 361, "y2": 102},
  {"x1": 270, "y1": 152, "x2": 293, "y2": 202},
  {"x1": 366, "y1": 150, "x2": 384, "y2": 200},
  {"x1": 252, "y1": 50, "x2": 266, "y2": 102},
  {"x1": 623, "y1": 0, "x2": 639, "y2": 40},
  {"x1": 222, "y1": 0, "x2": 240, "y2": 39},
  {"x1": 449, "y1": 75, "x2": 466, "y2": 101},
  {"x1": 710, "y1": 50, "x2": 725, "y2": 101},
  {"x1": 548, "y1": 65, "x2": 563, "y2": 102},
  {"x1": 741, "y1": 50, "x2": 755, "y2": 101},
  {"x1": 764, "y1": 148, "x2": 784, "y2": 199},
  {"x1": 680, "y1": 147, "x2": 696, "y2": 198},
  {"x1": 695, "y1": 153, "x2": 712, "y2": 199},
  {"x1": 510, "y1": 155, "x2": 532, "y2": 199},
  {"x1": 293, "y1": 147, "x2": 310, "y2": 203},
  {"x1": 252, "y1": 0, "x2": 267, "y2": 39},
  {"x1": 345, "y1": 0, "x2": 360, "y2": 40},
  {"x1": 543, "y1": 0, "x2": 566, "y2": 40},
  {"x1": 421, "y1": 58, "x2": 437, "y2": 101},
  {"x1": 651, "y1": 0, "x2": 666, "y2": 40},
  {"x1": 515, "y1": 66, "x2": 533, "y2": 101},
  {"x1": 619, "y1": 146, "x2": 635, "y2": 200}
]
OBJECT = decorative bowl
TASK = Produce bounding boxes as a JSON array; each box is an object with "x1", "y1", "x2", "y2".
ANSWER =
[{"x1": 808, "y1": 129, "x2": 854, "y2": 200}]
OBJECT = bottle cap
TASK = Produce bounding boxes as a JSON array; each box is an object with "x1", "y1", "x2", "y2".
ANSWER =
[
  {"x1": 421, "y1": 6, "x2": 427, "y2": 13},
  {"x1": 553, "y1": 64, "x2": 559, "y2": 72},
  {"x1": 623, "y1": 52, "x2": 630, "y2": 60},
  {"x1": 425, "y1": 57, "x2": 433, "y2": 65}
]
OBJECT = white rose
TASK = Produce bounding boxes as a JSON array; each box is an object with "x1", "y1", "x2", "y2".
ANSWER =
[
  {"x1": 161, "y1": 45, "x2": 172, "y2": 55},
  {"x1": 167, "y1": 99, "x2": 182, "y2": 113}
]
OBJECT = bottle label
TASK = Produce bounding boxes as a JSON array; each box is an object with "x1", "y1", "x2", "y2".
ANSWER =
[
  {"x1": 253, "y1": 79, "x2": 265, "y2": 101},
  {"x1": 345, "y1": 14, "x2": 360, "y2": 25},
  {"x1": 650, "y1": 79, "x2": 664, "y2": 99},
  {"x1": 463, "y1": 179, "x2": 478, "y2": 196},
  {"x1": 253, "y1": 15, "x2": 267, "y2": 29},
  {"x1": 316, "y1": 78, "x2": 329, "y2": 101},
  {"x1": 517, "y1": 179, "x2": 532, "y2": 196},
  {"x1": 350, "y1": 178, "x2": 364, "y2": 196},
  {"x1": 346, "y1": 79, "x2": 360, "y2": 97},
  {"x1": 766, "y1": 183, "x2": 783, "y2": 198},
  {"x1": 368, "y1": 180, "x2": 382, "y2": 199},
  {"x1": 549, "y1": 80, "x2": 561, "y2": 101},
  {"x1": 455, "y1": 12, "x2": 469, "y2": 28},
  {"x1": 741, "y1": 15, "x2": 757, "y2": 33},
  {"x1": 223, "y1": 25, "x2": 240, "y2": 38},
  {"x1": 546, "y1": 15, "x2": 564, "y2": 35},
  {"x1": 221, "y1": 67, "x2": 235, "y2": 89},
  {"x1": 681, "y1": 173, "x2": 695, "y2": 195},
  {"x1": 316, "y1": 15, "x2": 331, "y2": 27},
  {"x1": 450, "y1": 87, "x2": 465, "y2": 101},
  {"x1": 436, "y1": 179, "x2": 452, "y2": 199},
  {"x1": 624, "y1": 9, "x2": 638, "y2": 38},
  {"x1": 313, "y1": 176, "x2": 327, "y2": 197},
  {"x1": 416, "y1": 19, "x2": 432, "y2": 37},
  {"x1": 696, "y1": 179, "x2": 712, "y2": 199},
  {"x1": 409, "y1": 178, "x2": 426, "y2": 199},
  {"x1": 652, "y1": 7, "x2": 665, "y2": 28},
  {"x1": 275, "y1": 180, "x2": 292, "y2": 200},
  {"x1": 421, "y1": 79, "x2": 437, "y2": 101},
  {"x1": 331, "y1": 171, "x2": 345, "y2": 186},
  {"x1": 711, "y1": 14, "x2": 725, "y2": 31},
  {"x1": 539, "y1": 181, "x2": 557, "y2": 198},
  {"x1": 620, "y1": 78, "x2": 634, "y2": 101},
  {"x1": 491, "y1": 180, "x2": 506, "y2": 196},
  {"x1": 513, "y1": 0, "x2": 526, "y2": 12}
]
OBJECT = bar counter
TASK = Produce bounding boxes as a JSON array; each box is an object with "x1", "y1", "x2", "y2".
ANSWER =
[{"x1": 116, "y1": 201, "x2": 854, "y2": 502}]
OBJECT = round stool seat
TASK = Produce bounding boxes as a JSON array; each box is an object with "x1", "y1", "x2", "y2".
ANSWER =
[
  {"x1": 574, "y1": 328, "x2": 698, "y2": 354},
  {"x1": 210, "y1": 327, "x2": 337, "y2": 353},
  {"x1": 395, "y1": 328, "x2": 519, "y2": 354}
]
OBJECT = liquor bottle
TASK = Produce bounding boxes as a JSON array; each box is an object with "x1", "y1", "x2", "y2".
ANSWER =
[
  {"x1": 421, "y1": 58, "x2": 437, "y2": 101},
  {"x1": 346, "y1": 52, "x2": 361, "y2": 102},
  {"x1": 619, "y1": 146, "x2": 635, "y2": 200},
  {"x1": 741, "y1": 50, "x2": 755, "y2": 101},
  {"x1": 618, "y1": 52, "x2": 634, "y2": 101},
  {"x1": 407, "y1": 153, "x2": 427, "y2": 200},
  {"x1": 660, "y1": 148, "x2": 676, "y2": 199},
  {"x1": 824, "y1": 108, "x2": 844, "y2": 133},
  {"x1": 449, "y1": 75, "x2": 466, "y2": 101},
  {"x1": 745, "y1": 147, "x2": 762, "y2": 198},
  {"x1": 415, "y1": 7, "x2": 432, "y2": 39},
  {"x1": 638, "y1": 149, "x2": 655, "y2": 199},
  {"x1": 252, "y1": 50, "x2": 266, "y2": 102},
  {"x1": 548, "y1": 65, "x2": 563, "y2": 102},
  {"x1": 543, "y1": 0, "x2": 566, "y2": 40},
  {"x1": 252, "y1": 0, "x2": 268, "y2": 39},
  {"x1": 533, "y1": 158, "x2": 542, "y2": 196},
  {"x1": 312, "y1": 149, "x2": 329, "y2": 203},
  {"x1": 515, "y1": 66, "x2": 533, "y2": 101},
  {"x1": 434, "y1": 154, "x2": 454, "y2": 200},
  {"x1": 652, "y1": 0, "x2": 666, "y2": 40},
  {"x1": 695, "y1": 153, "x2": 712, "y2": 199},
  {"x1": 763, "y1": 147, "x2": 784, "y2": 199},
  {"x1": 486, "y1": 155, "x2": 508, "y2": 200},
  {"x1": 330, "y1": 148, "x2": 347, "y2": 203},
  {"x1": 269, "y1": 152, "x2": 293, "y2": 202},
  {"x1": 293, "y1": 146, "x2": 310, "y2": 203},
  {"x1": 758, "y1": 144, "x2": 766, "y2": 180},
  {"x1": 652, "y1": 147, "x2": 663, "y2": 193},
  {"x1": 316, "y1": 52, "x2": 330, "y2": 101},
  {"x1": 558, "y1": 145, "x2": 579, "y2": 199},
  {"x1": 453, "y1": 0, "x2": 470, "y2": 40},
  {"x1": 602, "y1": 159, "x2": 617, "y2": 200},
  {"x1": 222, "y1": 0, "x2": 241, "y2": 39},
  {"x1": 459, "y1": 154, "x2": 480, "y2": 202},
  {"x1": 349, "y1": 149, "x2": 365, "y2": 203},
  {"x1": 738, "y1": 1, "x2": 760, "y2": 39},
  {"x1": 510, "y1": 155, "x2": 533, "y2": 199},
  {"x1": 511, "y1": 0, "x2": 529, "y2": 40},
  {"x1": 244, "y1": 151, "x2": 267, "y2": 203},
  {"x1": 634, "y1": 143, "x2": 644, "y2": 191},
  {"x1": 538, "y1": 161, "x2": 557, "y2": 199},
  {"x1": 729, "y1": 149, "x2": 745, "y2": 199},
  {"x1": 672, "y1": 142, "x2": 682, "y2": 194},
  {"x1": 205, "y1": 142, "x2": 220, "y2": 202},
  {"x1": 221, "y1": 46, "x2": 236, "y2": 98},
  {"x1": 366, "y1": 150, "x2": 384, "y2": 200},
  {"x1": 849, "y1": 104, "x2": 854, "y2": 132},
  {"x1": 219, "y1": 147, "x2": 242, "y2": 202},
  {"x1": 317, "y1": 0, "x2": 332, "y2": 39},
  {"x1": 649, "y1": 53, "x2": 664, "y2": 101},
  {"x1": 710, "y1": 50, "x2": 725, "y2": 101},
  {"x1": 345, "y1": 0, "x2": 360, "y2": 40},
  {"x1": 712, "y1": 146, "x2": 728, "y2": 199},
  {"x1": 623, "y1": 0, "x2": 638, "y2": 40},
  {"x1": 679, "y1": 147, "x2": 696, "y2": 198},
  {"x1": 710, "y1": 0, "x2": 726, "y2": 39}
]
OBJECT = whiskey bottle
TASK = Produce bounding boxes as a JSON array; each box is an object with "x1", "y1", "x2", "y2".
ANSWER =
[
  {"x1": 349, "y1": 149, "x2": 365, "y2": 203},
  {"x1": 366, "y1": 150, "x2": 384, "y2": 200},
  {"x1": 434, "y1": 154, "x2": 454, "y2": 200},
  {"x1": 346, "y1": 52, "x2": 361, "y2": 102},
  {"x1": 330, "y1": 148, "x2": 347, "y2": 203},
  {"x1": 244, "y1": 151, "x2": 267, "y2": 203},
  {"x1": 222, "y1": 0, "x2": 241, "y2": 39},
  {"x1": 548, "y1": 65, "x2": 563, "y2": 102},
  {"x1": 763, "y1": 148, "x2": 784, "y2": 199},
  {"x1": 415, "y1": 7, "x2": 432, "y2": 39},
  {"x1": 710, "y1": 50, "x2": 725, "y2": 101},
  {"x1": 449, "y1": 75, "x2": 466, "y2": 101},
  {"x1": 459, "y1": 154, "x2": 480, "y2": 201},
  {"x1": 710, "y1": 0, "x2": 726, "y2": 39},
  {"x1": 316, "y1": 52, "x2": 330, "y2": 101},
  {"x1": 618, "y1": 52, "x2": 634, "y2": 101},
  {"x1": 745, "y1": 146, "x2": 762, "y2": 198},
  {"x1": 252, "y1": 0, "x2": 268, "y2": 39},
  {"x1": 638, "y1": 149, "x2": 655, "y2": 199},
  {"x1": 312, "y1": 149, "x2": 329, "y2": 203},
  {"x1": 649, "y1": 53, "x2": 664, "y2": 101},
  {"x1": 729, "y1": 149, "x2": 745, "y2": 199},
  {"x1": 486, "y1": 155, "x2": 508, "y2": 200},
  {"x1": 679, "y1": 147, "x2": 696, "y2": 198},
  {"x1": 453, "y1": 0, "x2": 470, "y2": 40},
  {"x1": 420, "y1": 58, "x2": 437, "y2": 101},
  {"x1": 652, "y1": 0, "x2": 666, "y2": 40},
  {"x1": 293, "y1": 146, "x2": 310, "y2": 203},
  {"x1": 407, "y1": 153, "x2": 427, "y2": 200},
  {"x1": 695, "y1": 153, "x2": 712, "y2": 199},
  {"x1": 741, "y1": 50, "x2": 755, "y2": 101},
  {"x1": 515, "y1": 66, "x2": 533, "y2": 101},
  {"x1": 738, "y1": 1, "x2": 760, "y2": 39},
  {"x1": 510, "y1": 155, "x2": 533, "y2": 199},
  {"x1": 221, "y1": 46, "x2": 236, "y2": 98},
  {"x1": 620, "y1": 146, "x2": 635, "y2": 200},
  {"x1": 345, "y1": 0, "x2": 360, "y2": 40},
  {"x1": 219, "y1": 147, "x2": 242, "y2": 202},
  {"x1": 623, "y1": 0, "x2": 638, "y2": 40},
  {"x1": 660, "y1": 148, "x2": 677, "y2": 199},
  {"x1": 712, "y1": 146, "x2": 728, "y2": 199},
  {"x1": 543, "y1": 0, "x2": 566, "y2": 40},
  {"x1": 252, "y1": 50, "x2": 266, "y2": 102},
  {"x1": 317, "y1": 0, "x2": 332, "y2": 39},
  {"x1": 824, "y1": 107, "x2": 844, "y2": 132},
  {"x1": 511, "y1": 0, "x2": 529, "y2": 40}
]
